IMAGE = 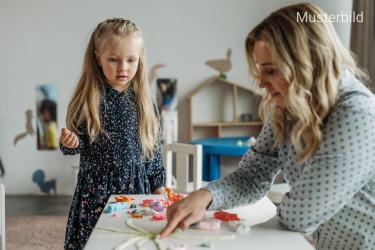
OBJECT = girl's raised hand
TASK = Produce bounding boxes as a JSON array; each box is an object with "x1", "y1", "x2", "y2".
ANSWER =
[
  {"x1": 60, "y1": 128, "x2": 79, "y2": 149},
  {"x1": 160, "y1": 189, "x2": 212, "y2": 237}
]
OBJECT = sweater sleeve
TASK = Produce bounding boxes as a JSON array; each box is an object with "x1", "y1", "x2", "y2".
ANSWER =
[
  {"x1": 205, "y1": 123, "x2": 281, "y2": 210},
  {"x1": 277, "y1": 102, "x2": 375, "y2": 234}
]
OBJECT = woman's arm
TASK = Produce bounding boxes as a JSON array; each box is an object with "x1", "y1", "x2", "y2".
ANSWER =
[{"x1": 205, "y1": 123, "x2": 282, "y2": 210}]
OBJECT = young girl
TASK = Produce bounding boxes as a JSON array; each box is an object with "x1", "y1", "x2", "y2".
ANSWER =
[
  {"x1": 161, "y1": 3, "x2": 375, "y2": 250},
  {"x1": 60, "y1": 18, "x2": 165, "y2": 249}
]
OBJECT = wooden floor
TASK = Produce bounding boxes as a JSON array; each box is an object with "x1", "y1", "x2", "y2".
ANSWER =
[{"x1": 5, "y1": 195, "x2": 72, "y2": 216}]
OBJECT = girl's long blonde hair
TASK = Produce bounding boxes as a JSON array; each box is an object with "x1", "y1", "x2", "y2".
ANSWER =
[
  {"x1": 67, "y1": 18, "x2": 158, "y2": 160},
  {"x1": 245, "y1": 3, "x2": 366, "y2": 163}
]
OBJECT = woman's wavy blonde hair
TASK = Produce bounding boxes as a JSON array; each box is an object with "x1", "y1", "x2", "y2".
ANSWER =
[
  {"x1": 246, "y1": 3, "x2": 366, "y2": 163},
  {"x1": 66, "y1": 18, "x2": 158, "y2": 160}
]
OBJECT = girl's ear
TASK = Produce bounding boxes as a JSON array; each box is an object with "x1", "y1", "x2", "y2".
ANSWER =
[{"x1": 94, "y1": 50, "x2": 101, "y2": 66}]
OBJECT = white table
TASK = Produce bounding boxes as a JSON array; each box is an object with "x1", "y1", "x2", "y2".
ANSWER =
[{"x1": 85, "y1": 195, "x2": 315, "y2": 250}]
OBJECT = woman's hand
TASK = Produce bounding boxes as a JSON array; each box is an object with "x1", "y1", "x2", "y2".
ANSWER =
[
  {"x1": 154, "y1": 187, "x2": 165, "y2": 194},
  {"x1": 60, "y1": 128, "x2": 79, "y2": 149},
  {"x1": 160, "y1": 188, "x2": 212, "y2": 237}
]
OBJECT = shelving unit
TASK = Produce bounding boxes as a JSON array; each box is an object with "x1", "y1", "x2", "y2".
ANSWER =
[{"x1": 187, "y1": 76, "x2": 263, "y2": 140}]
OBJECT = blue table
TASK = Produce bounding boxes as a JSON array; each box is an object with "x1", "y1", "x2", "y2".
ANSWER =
[{"x1": 192, "y1": 137, "x2": 252, "y2": 181}]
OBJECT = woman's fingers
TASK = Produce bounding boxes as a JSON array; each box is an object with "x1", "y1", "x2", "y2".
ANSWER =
[{"x1": 160, "y1": 205, "x2": 189, "y2": 237}]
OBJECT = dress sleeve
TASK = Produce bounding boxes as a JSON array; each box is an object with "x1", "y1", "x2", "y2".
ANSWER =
[
  {"x1": 59, "y1": 123, "x2": 89, "y2": 156},
  {"x1": 277, "y1": 101, "x2": 375, "y2": 234},
  {"x1": 205, "y1": 123, "x2": 281, "y2": 210},
  {"x1": 145, "y1": 105, "x2": 166, "y2": 192}
]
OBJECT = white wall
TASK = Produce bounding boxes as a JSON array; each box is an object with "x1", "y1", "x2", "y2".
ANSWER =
[{"x1": 0, "y1": 0, "x2": 352, "y2": 194}]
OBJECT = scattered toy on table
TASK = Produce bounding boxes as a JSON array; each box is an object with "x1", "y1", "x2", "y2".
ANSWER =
[
  {"x1": 193, "y1": 219, "x2": 221, "y2": 231},
  {"x1": 111, "y1": 212, "x2": 121, "y2": 218},
  {"x1": 167, "y1": 243, "x2": 187, "y2": 250},
  {"x1": 128, "y1": 208, "x2": 157, "y2": 216},
  {"x1": 159, "y1": 198, "x2": 173, "y2": 208},
  {"x1": 227, "y1": 220, "x2": 251, "y2": 234},
  {"x1": 130, "y1": 203, "x2": 137, "y2": 208},
  {"x1": 165, "y1": 187, "x2": 185, "y2": 203},
  {"x1": 151, "y1": 213, "x2": 167, "y2": 221},
  {"x1": 130, "y1": 213, "x2": 144, "y2": 219},
  {"x1": 104, "y1": 202, "x2": 128, "y2": 213},
  {"x1": 213, "y1": 211, "x2": 240, "y2": 221},
  {"x1": 115, "y1": 195, "x2": 134, "y2": 202},
  {"x1": 140, "y1": 199, "x2": 156, "y2": 207},
  {"x1": 150, "y1": 201, "x2": 165, "y2": 212},
  {"x1": 200, "y1": 242, "x2": 213, "y2": 248}
]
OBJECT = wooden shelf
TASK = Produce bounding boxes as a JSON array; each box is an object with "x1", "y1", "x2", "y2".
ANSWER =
[{"x1": 187, "y1": 76, "x2": 262, "y2": 140}]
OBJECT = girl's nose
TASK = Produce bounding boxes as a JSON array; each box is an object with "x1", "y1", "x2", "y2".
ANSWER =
[{"x1": 119, "y1": 61, "x2": 128, "y2": 71}]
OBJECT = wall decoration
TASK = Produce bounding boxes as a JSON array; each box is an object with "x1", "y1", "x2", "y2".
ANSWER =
[
  {"x1": 14, "y1": 109, "x2": 35, "y2": 145},
  {"x1": 205, "y1": 48, "x2": 232, "y2": 79},
  {"x1": 36, "y1": 85, "x2": 58, "y2": 150},
  {"x1": 148, "y1": 64, "x2": 166, "y2": 84},
  {"x1": 32, "y1": 169, "x2": 57, "y2": 195},
  {"x1": 156, "y1": 78, "x2": 177, "y2": 112}
]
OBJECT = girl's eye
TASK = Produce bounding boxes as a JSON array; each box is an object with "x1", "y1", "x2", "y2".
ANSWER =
[
  {"x1": 109, "y1": 58, "x2": 118, "y2": 62},
  {"x1": 128, "y1": 58, "x2": 137, "y2": 63}
]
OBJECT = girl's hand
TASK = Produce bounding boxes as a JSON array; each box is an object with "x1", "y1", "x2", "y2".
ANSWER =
[
  {"x1": 60, "y1": 128, "x2": 79, "y2": 149},
  {"x1": 154, "y1": 187, "x2": 165, "y2": 194},
  {"x1": 160, "y1": 189, "x2": 212, "y2": 237}
]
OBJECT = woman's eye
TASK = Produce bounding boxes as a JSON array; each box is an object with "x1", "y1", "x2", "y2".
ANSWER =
[
  {"x1": 128, "y1": 58, "x2": 137, "y2": 63},
  {"x1": 109, "y1": 58, "x2": 118, "y2": 62}
]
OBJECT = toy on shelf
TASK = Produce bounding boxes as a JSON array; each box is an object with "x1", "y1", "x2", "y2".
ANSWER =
[{"x1": 205, "y1": 48, "x2": 232, "y2": 80}]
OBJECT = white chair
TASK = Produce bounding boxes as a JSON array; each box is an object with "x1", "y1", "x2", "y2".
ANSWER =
[
  {"x1": 163, "y1": 143, "x2": 203, "y2": 193},
  {"x1": 0, "y1": 184, "x2": 5, "y2": 250}
]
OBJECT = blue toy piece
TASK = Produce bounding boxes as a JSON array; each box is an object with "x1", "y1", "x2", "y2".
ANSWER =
[{"x1": 104, "y1": 202, "x2": 128, "y2": 213}]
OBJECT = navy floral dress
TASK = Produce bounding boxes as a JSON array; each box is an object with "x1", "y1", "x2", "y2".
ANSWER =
[{"x1": 60, "y1": 83, "x2": 166, "y2": 250}]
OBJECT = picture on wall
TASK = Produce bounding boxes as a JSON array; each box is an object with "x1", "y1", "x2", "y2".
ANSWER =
[
  {"x1": 36, "y1": 84, "x2": 58, "y2": 150},
  {"x1": 156, "y1": 78, "x2": 177, "y2": 112}
]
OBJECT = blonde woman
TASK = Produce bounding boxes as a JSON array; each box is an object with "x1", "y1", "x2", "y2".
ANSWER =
[
  {"x1": 59, "y1": 18, "x2": 165, "y2": 249},
  {"x1": 161, "y1": 3, "x2": 375, "y2": 249}
]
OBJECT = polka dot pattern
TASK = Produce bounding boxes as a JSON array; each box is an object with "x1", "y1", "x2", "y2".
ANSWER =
[
  {"x1": 60, "y1": 83, "x2": 165, "y2": 249},
  {"x1": 206, "y1": 71, "x2": 375, "y2": 249}
]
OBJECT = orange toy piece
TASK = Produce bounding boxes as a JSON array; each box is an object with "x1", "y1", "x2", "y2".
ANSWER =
[
  {"x1": 213, "y1": 211, "x2": 240, "y2": 221},
  {"x1": 130, "y1": 213, "x2": 143, "y2": 219},
  {"x1": 115, "y1": 195, "x2": 134, "y2": 202},
  {"x1": 165, "y1": 187, "x2": 185, "y2": 203}
]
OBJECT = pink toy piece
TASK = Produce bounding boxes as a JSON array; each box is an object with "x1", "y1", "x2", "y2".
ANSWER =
[
  {"x1": 111, "y1": 212, "x2": 121, "y2": 218},
  {"x1": 151, "y1": 213, "x2": 167, "y2": 221},
  {"x1": 159, "y1": 199, "x2": 173, "y2": 208},
  {"x1": 195, "y1": 219, "x2": 221, "y2": 231}
]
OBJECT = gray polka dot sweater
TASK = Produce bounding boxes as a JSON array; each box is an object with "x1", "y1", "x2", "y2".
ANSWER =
[
  {"x1": 60, "y1": 83, "x2": 165, "y2": 249},
  {"x1": 205, "y1": 71, "x2": 375, "y2": 250}
]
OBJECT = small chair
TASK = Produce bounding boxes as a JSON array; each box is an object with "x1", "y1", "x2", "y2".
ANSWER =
[
  {"x1": 0, "y1": 184, "x2": 5, "y2": 250},
  {"x1": 163, "y1": 143, "x2": 203, "y2": 193}
]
